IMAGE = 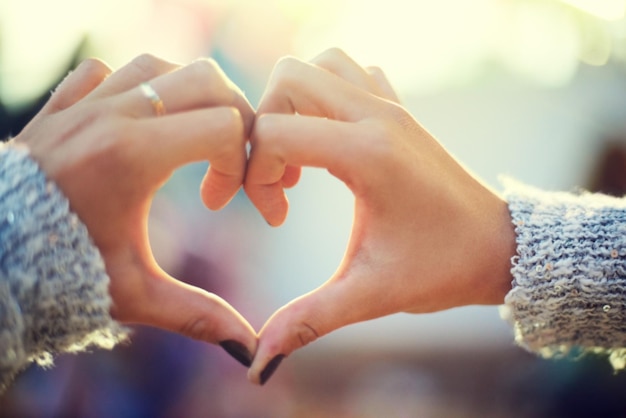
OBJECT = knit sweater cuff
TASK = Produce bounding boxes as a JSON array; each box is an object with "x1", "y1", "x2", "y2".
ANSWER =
[
  {"x1": 0, "y1": 144, "x2": 127, "y2": 390},
  {"x1": 500, "y1": 179, "x2": 626, "y2": 369}
]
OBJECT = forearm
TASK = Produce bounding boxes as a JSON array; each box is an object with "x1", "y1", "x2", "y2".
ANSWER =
[
  {"x1": 0, "y1": 144, "x2": 126, "y2": 392},
  {"x1": 501, "y1": 179, "x2": 626, "y2": 368}
]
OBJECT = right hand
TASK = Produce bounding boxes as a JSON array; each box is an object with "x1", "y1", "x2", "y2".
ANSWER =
[
  {"x1": 244, "y1": 48, "x2": 516, "y2": 384},
  {"x1": 13, "y1": 54, "x2": 258, "y2": 367}
]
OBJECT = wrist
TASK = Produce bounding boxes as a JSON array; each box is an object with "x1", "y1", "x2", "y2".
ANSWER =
[{"x1": 471, "y1": 193, "x2": 516, "y2": 305}]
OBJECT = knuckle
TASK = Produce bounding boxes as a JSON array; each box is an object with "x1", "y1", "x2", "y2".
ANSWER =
[
  {"x1": 325, "y1": 46, "x2": 349, "y2": 58},
  {"x1": 216, "y1": 108, "x2": 245, "y2": 149},
  {"x1": 188, "y1": 58, "x2": 223, "y2": 85},
  {"x1": 390, "y1": 104, "x2": 417, "y2": 131},
  {"x1": 188, "y1": 58, "x2": 234, "y2": 103},
  {"x1": 285, "y1": 302, "x2": 324, "y2": 349},
  {"x1": 180, "y1": 317, "x2": 216, "y2": 342},
  {"x1": 372, "y1": 101, "x2": 413, "y2": 129},
  {"x1": 219, "y1": 106, "x2": 244, "y2": 136},
  {"x1": 47, "y1": 58, "x2": 111, "y2": 113},
  {"x1": 294, "y1": 321, "x2": 320, "y2": 348},
  {"x1": 253, "y1": 113, "x2": 273, "y2": 136},
  {"x1": 252, "y1": 114, "x2": 280, "y2": 150},
  {"x1": 274, "y1": 55, "x2": 301, "y2": 72},
  {"x1": 194, "y1": 56, "x2": 221, "y2": 72},
  {"x1": 188, "y1": 57, "x2": 217, "y2": 79},
  {"x1": 367, "y1": 65, "x2": 384, "y2": 77},
  {"x1": 264, "y1": 57, "x2": 307, "y2": 102},
  {"x1": 316, "y1": 47, "x2": 349, "y2": 65},
  {"x1": 76, "y1": 57, "x2": 111, "y2": 80},
  {"x1": 272, "y1": 56, "x2": 303, "y2": 84},
  {"x1": 129, "y1": 53, "x2": 169, "y2": 80},
  {"x1": 311, "y1": 47, "x2": 353, "y2": 75},
  {"x1": 223, "y1": 106, "x2": 245, "y2": 135},
  {"x1": 354, "y1": 107, "x2": 420, "y2": 186}
]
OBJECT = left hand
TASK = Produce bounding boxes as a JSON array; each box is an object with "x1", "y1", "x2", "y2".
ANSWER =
[{"x1": 244, "y1": 48, "x2": 515, "y2": 384}]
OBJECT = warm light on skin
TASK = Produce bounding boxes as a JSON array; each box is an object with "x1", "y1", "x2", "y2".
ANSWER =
[{"x1": 559, "y1": 0, "x2": 626, "y2": 20}]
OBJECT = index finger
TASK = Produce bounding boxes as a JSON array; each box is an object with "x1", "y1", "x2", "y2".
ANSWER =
[
  {"x1": 256, "y1": 56, "x2": 385, "y2": 121},
  {"x1": 245, "y1": 114, "x2": 375, "y2": 226},
  {"x1": 134, "y1": 106, "x2": 248, "y2": 210},
  {"x1": 116, "y1": 58, "x2": 255, "y2": 136},
  {"x1": 86, "y1": 54, "x2": 180, "y2": 100},
  {"x1": 310, "y1": 48, "x2": 399, "y2": 104}
]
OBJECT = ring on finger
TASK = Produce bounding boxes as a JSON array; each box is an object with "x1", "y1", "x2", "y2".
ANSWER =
[{"x1": 139, "y1": 82, "x2": 166, "y2": 116}]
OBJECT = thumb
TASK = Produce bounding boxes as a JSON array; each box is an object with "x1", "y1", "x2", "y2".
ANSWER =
[
  {"x1": 116, "y1": 265, "x2": 258, "y2": 368},
  {"x1": 248, "y1": 271, "x2": 381, "y2": 385}
]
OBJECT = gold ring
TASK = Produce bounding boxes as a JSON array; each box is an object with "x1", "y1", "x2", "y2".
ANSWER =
[{"x1": 139, "y1": 82, "x2": 166, "y2": 116}]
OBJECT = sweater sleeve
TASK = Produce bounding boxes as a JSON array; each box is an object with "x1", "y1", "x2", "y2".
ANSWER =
[
  {"x1": 0, "y1": 144, "x2": 127, "y2": 392},
  {"x1": 500, "y1": 179, "x2": 626, "y2": 369}
]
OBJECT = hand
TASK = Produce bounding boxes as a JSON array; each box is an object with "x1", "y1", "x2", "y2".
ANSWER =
[
  {"x1": 13, "y1": 54, "x2": 257, "y2": 366},
  {"x1": 244, "y1": 48, "x2": 516, "y2": 384}
]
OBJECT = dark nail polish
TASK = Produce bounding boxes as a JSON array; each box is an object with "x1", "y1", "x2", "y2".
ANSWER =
[
  {"x1": 260, "y1": 354, "x2": 285, "y2": 385},
  {"x1": 219, "y1": 340, "x2": 253, "y2": 368}
]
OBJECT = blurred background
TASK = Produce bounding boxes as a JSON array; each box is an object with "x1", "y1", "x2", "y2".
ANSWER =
[{"x1": 2, "y1": 0, "x2": 626, "y2": 416}]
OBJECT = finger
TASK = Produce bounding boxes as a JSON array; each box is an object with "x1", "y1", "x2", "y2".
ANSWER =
[
  {"x1": 311, "y1": 48, "x2": 372, "y2": 88},
  {"x1": 281, "y1": 165, "x2": 301, "y2": 188},
  {"x1": 133, "y1": 106, "x2": 247, "y2": 210},
  {"x1": 257, "y1": 49, "x2": 370, "y2": 193},
  {"x1": 256, "y1": 56, "x2": 384, "y2": 121},
  {"x1": 256, "y1": 49, "x2": 387, "y2": 195},
  {"x1": 86, "y1": 53, "x2": 180, "y2": 100},
  {"x1": 366, "y1": 66, "x2": 401, "y2": 104},
  {"x1": 310, "y1": 48, "x2": 393, "y2": 101},
  {"x1": 248, "y1": 270, "x2": 388, "y2": 385},
  {"x1": 41, "y1": 58, "x2": 112, "y2": 115},
  {"x1": 138, "y1": 269, "x2": 257, "y2": 368},
  {"x1": 246, "y1": 114, "x2": 373, "y2": 225},
  {"x1": 117, "y1": 58, "x2": 255, "y2": 135}
]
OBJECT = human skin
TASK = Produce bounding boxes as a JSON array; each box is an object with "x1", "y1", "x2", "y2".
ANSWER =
[
  {"x1": 12, "y1": 54, "x2": 258, "y2": 365},
  {"x1": 244, "y1": 48, "x2": 517, "y2": 384}
]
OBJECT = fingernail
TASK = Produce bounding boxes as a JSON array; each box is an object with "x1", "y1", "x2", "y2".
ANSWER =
[
  {"x1": 260, "y1": 354, "x2": 285, "y2": 385},
  {"x1": 219, "y1": 340, "x2": 253, "y2": 368}
]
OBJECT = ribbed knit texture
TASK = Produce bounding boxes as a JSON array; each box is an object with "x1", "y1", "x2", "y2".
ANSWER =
[
  {"x1": 500, "y1": 179, "x2": 626, "y2": 369},
  {"x1": 0, "y1": 144, "x2": 127, "y2": 392}
]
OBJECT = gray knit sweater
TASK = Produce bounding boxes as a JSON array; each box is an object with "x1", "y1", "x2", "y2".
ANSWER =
[
  {"x1": 501, "y1": 179, "x2": 626, "y2": 369},
  {"x1": 0, "y1": 144, "x2": 126, "y2": 392}
]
